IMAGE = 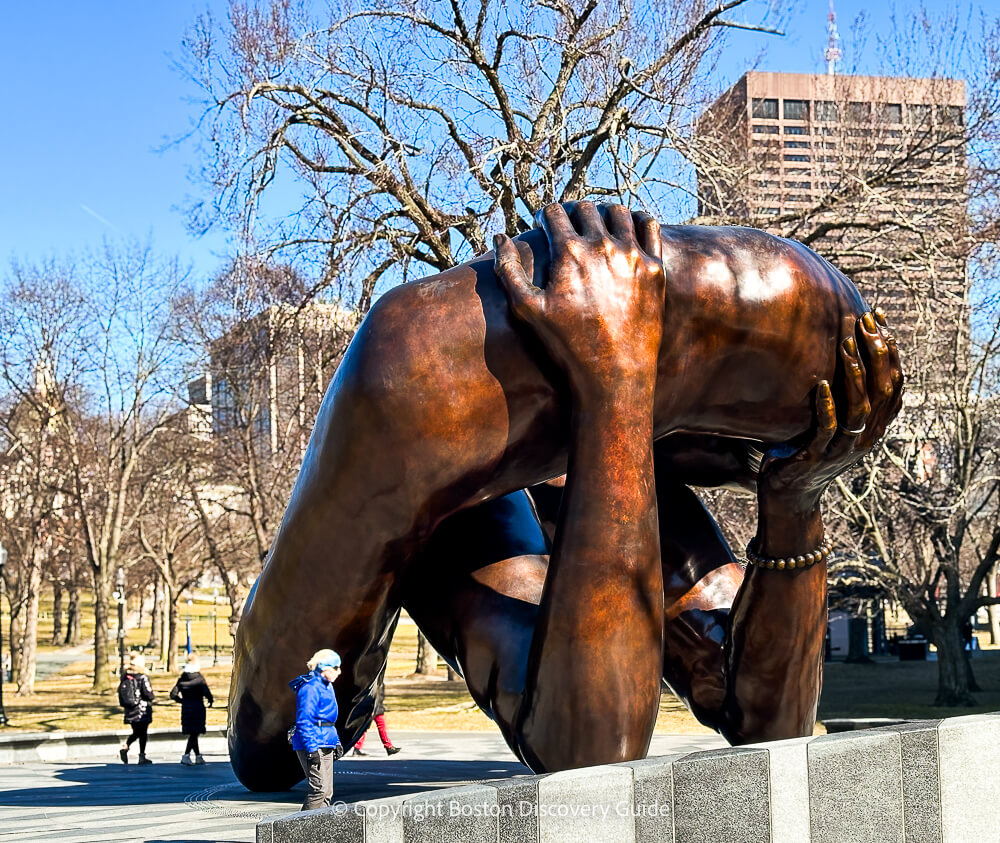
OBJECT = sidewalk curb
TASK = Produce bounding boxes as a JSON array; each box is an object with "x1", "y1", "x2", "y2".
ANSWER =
[{"x1": 0, "y1": 726, "x2": 228, "y2": 764}]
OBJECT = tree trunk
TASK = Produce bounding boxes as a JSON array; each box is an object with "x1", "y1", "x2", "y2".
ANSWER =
[
  {"x1": 65, "y1": 585, "x2": 81, "y2": 646},
  {"x1": 64, "y1": 583, "x2": 80, "y2": 647},
  {"x1": 15, "y1": 555, "x2": 41, "y2": 696},
  {"x1": 987, "y1": 569, "x2": 1000, "y2": 646},
  {"x1": 933, "y1": 621, "x2": 978, "y2": 706},
  {"x1": 147, "y1": 578, "x2": 162, "y2": 649},
  {"x1": 160, "y1": 589, "x2": 169, "y2": 668},
  {"x1": 167, "y1": 595, "x2": 179, "y2": 672},
  {"x1": 228, "y1": 588, "x2": 245, "y2": 637},
  {"x1": 845, "y1": 615, "x2": 873, "y2": 664},
  {"x1": 9, "y1": 608, "x2": 24, "y2": 686},
  {"x1": 214, "y1": 563, "x2": 244, "y2": 637},
  {"x1": 91, "y1": 571, "x2": 112, "y2": 692},
  {"x1": 51, "y1": 581, "x2": 63, "y2": 646},
  {"x1": 415, "y1": 630, "x2": 437, "y2": 674}
]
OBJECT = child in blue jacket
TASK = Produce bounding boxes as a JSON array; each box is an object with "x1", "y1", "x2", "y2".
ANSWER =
[{"x1": 290, "y1": 649, "x2": 344, "y2": 810}]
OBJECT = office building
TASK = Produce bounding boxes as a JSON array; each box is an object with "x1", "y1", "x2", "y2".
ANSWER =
[
  {"x1": 199, "y1": 302, "x2": 359, "y2": 458},
  {"x1": 694, "y1": 71, "x2": 967, "y2": 367}
]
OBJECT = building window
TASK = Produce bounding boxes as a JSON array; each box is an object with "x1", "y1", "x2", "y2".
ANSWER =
[
  {"x1": 784, "y1": 140, "x2": 810, "y2": 148},
  {"x1": 785, "y1": 181, "x2": 812, "y2": 188},
  {"x1": 763, "y1": 208, "x2": 780, "y2": 215},
  {"x1": 879, "y1": 103, "x2": 903, "y2": 123},
  {"x1": 907, "y1": 103, "x2": 931, "y2": 124},
  {"x1": 784, "y1": 154, "x2": 810, "y2": 162},
  {"x1": 847, "y1": 101, "x2": 872, "y2": 122},
  {"x1": 938, "y1": 105, "x2": 964, "y2": 125},
  {"x1": 816, "y1": 101, "x2": 839, "y2": 121},
  {"x1": 753, "y1": 123, "x2": 779, "y2": 133},
  {"x1": 752, "y1": 98, "x2": 778, "y2": 119},
  {"x1": 783, "y1": 99, "x2": 809, "y2": 120},
  {"x1": 784, "y1": 126, "x2": 808, "y2": 135}
]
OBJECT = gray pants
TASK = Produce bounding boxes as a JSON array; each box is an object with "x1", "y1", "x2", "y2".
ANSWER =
[{"x1": 296, "y1": 748, "x2": 334, "y2": 811}]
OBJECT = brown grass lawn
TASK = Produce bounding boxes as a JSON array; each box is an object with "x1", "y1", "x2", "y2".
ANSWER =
[
  {"x1": 3, "y1": 607, "x2": 998, "y2": 737},
  {"x1": 2, "y1": 588, "x2": 236, "y2": 662},
  {"x1": 0, "y1": 662, "x2": 235, "y2": 734},
  {"x1": 2, "y1": 614, "x2": 714, "y2": 735}
]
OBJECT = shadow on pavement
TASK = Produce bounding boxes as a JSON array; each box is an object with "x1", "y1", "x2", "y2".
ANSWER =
[{"x1": 1, "y1": 757, "x2": 530, "y2": 810}]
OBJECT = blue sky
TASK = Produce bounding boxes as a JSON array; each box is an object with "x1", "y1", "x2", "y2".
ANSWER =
[{"x1": 0, "y1": 1, "x2": 959, "y2": 284}]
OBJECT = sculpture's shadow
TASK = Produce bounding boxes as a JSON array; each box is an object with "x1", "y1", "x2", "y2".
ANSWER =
[{"x1": 1, "y1": 757, "x2": 531, "y2": 810}]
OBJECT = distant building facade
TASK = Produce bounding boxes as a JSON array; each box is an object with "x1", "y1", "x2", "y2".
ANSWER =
[
  {"x1": 695, "y1": 71, "x2": 975, "y2": 654},
  {"x1": 190, "y1": 303, "x2": 358, "y2": 459},
  {"x1": 695, "y1": 71, "x2": 968, "y2": 370}
]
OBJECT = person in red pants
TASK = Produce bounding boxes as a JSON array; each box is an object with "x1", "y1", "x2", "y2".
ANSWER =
[{"x1": 351, "y1": 681, "x2": 400, "y2": 756}]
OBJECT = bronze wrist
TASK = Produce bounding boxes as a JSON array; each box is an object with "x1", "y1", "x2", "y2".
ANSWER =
[{"x1": 745, "y1": 534, "x2": 833, "y2": 571}]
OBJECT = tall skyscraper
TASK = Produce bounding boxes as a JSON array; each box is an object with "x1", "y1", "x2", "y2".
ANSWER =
[{"x1": 694, "y1": 70, "x2": 968, "y2": 381}]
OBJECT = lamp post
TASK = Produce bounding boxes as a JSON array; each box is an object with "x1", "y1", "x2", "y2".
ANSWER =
[
  {"x1": 114, "y1": 567, "x2": 126, "y2": 676},
  {"x1": 212, "y1": 588, "x2": 219, "y2": 667},
  {"x1": 185, "y1": 597, "x2": 193, "y2": 656},
  {"x1": 0, "y1": 541, "x2": 9, "y2": 726}
]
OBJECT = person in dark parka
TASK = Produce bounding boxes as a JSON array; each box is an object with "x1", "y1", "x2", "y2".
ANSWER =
[
  {"x1": 119, "y1": 653, "x2": 156, "y2": 765},
  {"x1": 170, "y1": 654, "x2": 214, "y2": 765}
]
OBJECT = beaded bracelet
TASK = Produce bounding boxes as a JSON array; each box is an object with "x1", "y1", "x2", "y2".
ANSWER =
[{"x1": 745, "y1": 534, "x2": 833, "y2": 571}]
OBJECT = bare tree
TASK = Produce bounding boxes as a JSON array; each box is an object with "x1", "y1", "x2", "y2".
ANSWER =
[
  {"x1": 414, "y1": 630, "x2": 438, "y2": 675},
  {"x1": 0, "y1": 416, "x2": 59, "y2": 696},
  {"x1": 58, "y1": 547, "x2": 87, "y2": 647},
  {"x1": 173, "y1": 257, "x2": 355, "y2": 627},
  {"x1": 827, "y1": 249, "x2": 1000, "y2": 705},
  {"x1": 689, "y1": 6, "x2": 1000, "y2": 704},
  {"x1": 0, "y1": 262, "x2": 88, "y2": 694},
  {"x1": 36, "y1": 243, "x2": 192, "y2": 692},
  {"x1": 181, "y1": 0, "x2": 782, "y2": 309},
  {"x1": 133, "y1": 426, "x2": 208, "y2": 672},
  {"x1": 186, "y1": 466, "x2": 255, "y2": 637}
]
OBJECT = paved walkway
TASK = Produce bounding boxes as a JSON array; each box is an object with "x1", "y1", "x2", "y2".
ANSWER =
[
  {"x1": 1, "y1": 731, "x2": 726, "y2": 842},
  {"x1": 35, "y1": 645, "x2": 91, "y2": 682}
]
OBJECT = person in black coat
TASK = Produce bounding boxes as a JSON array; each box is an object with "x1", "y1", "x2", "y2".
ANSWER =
[
  {"x1": 170, "y1": 654, "x2": 214, "y2": 765},
  {"x1": 119, "y1": 653, "x2": 155, "y2": 765}
]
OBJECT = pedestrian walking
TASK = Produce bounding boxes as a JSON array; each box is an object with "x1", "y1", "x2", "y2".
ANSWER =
[
  {"x1": 118, "y1": 653, "x2": 155, "y2": 765},
  {"x1": 351, "y1": 681, "x2": 401, "y2": 756},
  {"x1": 170, "y1": 654, "x2": 214, "y2": 765},
  {"x1": 289, "y1": 649, "x2": 344, "y2": 811}
]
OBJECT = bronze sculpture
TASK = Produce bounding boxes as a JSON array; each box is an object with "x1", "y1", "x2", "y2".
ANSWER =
[{"x1": 228, "y1": 202, "x2": 903, "y2": 791}]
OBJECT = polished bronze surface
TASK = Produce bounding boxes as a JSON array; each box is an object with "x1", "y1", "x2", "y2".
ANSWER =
[{"x1": 228, "y1": 203, "x2": 903, "y2": 790}]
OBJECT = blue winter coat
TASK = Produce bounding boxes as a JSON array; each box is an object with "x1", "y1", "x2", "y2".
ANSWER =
[{"x1": 289, "y1": 669, "x2": 341, "y2": 752}]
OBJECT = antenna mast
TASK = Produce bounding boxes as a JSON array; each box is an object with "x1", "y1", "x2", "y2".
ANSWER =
[{"x1": 824, "y1": 0, "x2": 842, "y2": 76}]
